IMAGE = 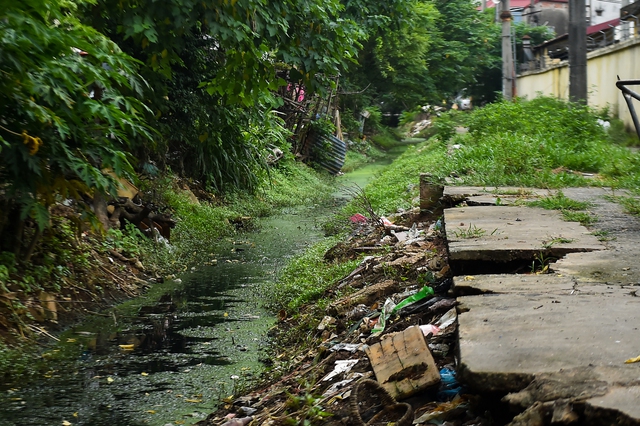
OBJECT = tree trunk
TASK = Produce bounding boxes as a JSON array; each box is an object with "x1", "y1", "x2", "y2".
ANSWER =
[{"x1": 92, "y1": 192, "x2": 112, "y2": 232}]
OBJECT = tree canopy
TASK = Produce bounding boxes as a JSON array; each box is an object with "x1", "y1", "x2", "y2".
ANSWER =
[
  {"x1": 0, "y1": 0, "x2": 555, "y2": 259},
  {"x1": 0, "y1": 0, "x2": 152, "y2": 255}
]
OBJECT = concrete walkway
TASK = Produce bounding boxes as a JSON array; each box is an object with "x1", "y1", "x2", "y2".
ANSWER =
[{"x1": 443, "y1": 186, "x2": 640, "y2": 424}]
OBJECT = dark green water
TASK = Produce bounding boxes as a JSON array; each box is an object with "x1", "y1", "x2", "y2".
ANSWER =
[
  {"x1": 0, "y1": 146, "x2": 411, "y2": 426},
  {"x1": 0, "y1": 204, "x2": 339, "y2": 426}
]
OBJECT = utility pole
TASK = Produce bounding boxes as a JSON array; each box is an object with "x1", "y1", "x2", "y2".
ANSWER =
[
  {"x1": 500, "y1": 0, "x2": 514, "y2": 100},
  {"x1": 569, "y1": 0, "x2": 587, "y2": 103}
]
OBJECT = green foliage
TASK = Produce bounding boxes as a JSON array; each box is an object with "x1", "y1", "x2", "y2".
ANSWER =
[
  {"x1": 0, "y1": 341, "x2": 40, "y2": 382},
  {"x1": 88, "y1": 0, "x2": 366, "y2": 105},
  {"x1": 426, "y1": 0, "x2": 499, "y2": 103},
  {"x1": 252, "y1": 160, "x2": 335, "y2": 210},
  {"x1": 433, "y1": 111, "x2": 460, "y2": 143},
  {"x1": 606, "y1": 118, "x2": 640, "y2": 147},
  {"x1": 148, "y1": 31, "x2": 294, "y2": 192},
  {"x1": 103, "y1": 223, "x2": 146, "y2": 258},
  {"x1": 269, "y1": 238, "x2": 360, "y2": 314},
  {"x1": 351, "y1": 97, "x2": 640, "y2": 215},
  {"x1": 0, "y1": 0, "x2": 152, "y2": 255},
  {"x1": 341, "y1": 0, "x2": 500, "y2": 113},
  {"x1": 365, "y1": 1, "x2": 438, "y2": 109},
  {"x1": 370, "y1": 127, "x2": 403, "y2": 149},
  {"x1": 84, "y1": 0, "x2": 393, "y2": 193},
  {"x1": 142, "y1": 162, "x2": 334, "y2": 273},
  {"x1": 309, "y1": 117, "x2": 337, "y2": 139},
  {"x1": 0, "y1": 217, "x2": 92, "y2": 295},
  {"x1": 467, "y1": 16, "x2": 555, "y2": 104}
]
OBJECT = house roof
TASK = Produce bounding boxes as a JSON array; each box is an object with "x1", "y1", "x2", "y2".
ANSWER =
[
  {"x1": 483, "y1": 0, "x2": 567, "y2": 8},
  {"x1": 587, "y1": 18, "x2": 620, "y2": 35},
  {"x1": 534, "y1": 17, "x2": 620, "y2": 50}
]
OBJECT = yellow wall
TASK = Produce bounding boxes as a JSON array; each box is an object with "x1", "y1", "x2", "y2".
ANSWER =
[{"x1": 516, "y1": 37, "x2": 640, "y2": 130}]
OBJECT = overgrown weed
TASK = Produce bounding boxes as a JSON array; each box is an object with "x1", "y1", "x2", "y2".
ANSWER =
[
  {"x1": 267, "y1": 237, "x2": 360, "y2": 314},
  {"x1": 354, "y1": 97, "x2": 638, "y2": 217},
  {"x1": 528, "y1": 192, "x2": 597, "y2": 225},
  {"x1": 452, "y1": 224, "x2": 487, "y2": 239}
]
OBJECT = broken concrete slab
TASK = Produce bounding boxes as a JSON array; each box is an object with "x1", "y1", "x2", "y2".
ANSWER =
[
  {"x1": 554, "y1": 247, "x2": 640, "y2": 285},
  {"x1": 452, "y1": 273, "x2": 577, "y2": 295},
  {"x1": 457, "y1": 274, "x2": 640, "y2": 397},
  {"x1": 444, "y1": 206, "x2": 603, "y2": 265},
  {"x1": 445, "y1": 188, "x2": 640, "y2": 424},
  {"x1": 500, "y1": 366, "x2": 640, "y2": 425},
  {"x1": 587, "y1": 386, "x2": 640, "y2": 422},
  {"x1": 443, "y1": 186, "x2": 554, "y2": 206}
]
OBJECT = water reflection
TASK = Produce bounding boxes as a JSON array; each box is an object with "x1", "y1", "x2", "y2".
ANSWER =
[
  {"x1": 0, "y1": 202, "x2": 336, "y2": 426},
  {"x1": 0, "y1": 144, "x2": 415, "y2": 425}
]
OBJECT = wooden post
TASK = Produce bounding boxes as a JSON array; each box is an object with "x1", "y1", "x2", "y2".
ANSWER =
[{"x1": 419, "y1": 173, "x2": 444, "y2": 212}]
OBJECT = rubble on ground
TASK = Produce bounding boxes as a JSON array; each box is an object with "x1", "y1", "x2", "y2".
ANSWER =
[{"x1": 196, "y1": 208, "x2": 491, "y2": 426}]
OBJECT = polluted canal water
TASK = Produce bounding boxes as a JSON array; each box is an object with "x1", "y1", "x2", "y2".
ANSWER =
[
  {"x1": 0, "y1": 149, "x2": 409, "y2": 426},
  {"x1": 0, "y1": 205, "x2": 337, "y2": 426}
]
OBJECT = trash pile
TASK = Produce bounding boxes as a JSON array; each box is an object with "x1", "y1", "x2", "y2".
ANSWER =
[{"x1": 197, "y1": 209, "x2": 491, "y2": 426}]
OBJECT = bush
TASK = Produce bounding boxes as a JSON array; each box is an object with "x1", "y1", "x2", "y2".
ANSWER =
[{"x1": 347, "y1": 97, "x2": 640, "y2": 215}]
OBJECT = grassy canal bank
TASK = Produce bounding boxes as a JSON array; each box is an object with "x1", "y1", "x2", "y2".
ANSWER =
[
  {"x1": 198, "y1": 97, "x2": 640, "y2": 425},
  {"x1": 0, "y1": 135, "x2": 410, "y2": 426}
]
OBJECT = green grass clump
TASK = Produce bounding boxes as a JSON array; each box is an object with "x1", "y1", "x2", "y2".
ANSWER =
[
  {"x1": 268, "y1": 237, "x2": 360, "y2": 314},
  {"x1": 609, "y1": 195, "x2": 640, "y2": 216},
  {"x1": 562, "y1": 211, "x2": 598, "y2": 226},
  {"x1": 341, "y1": 151, "x2": 370, "y2": 174},
  {"x1": 370, "y1": 127, "x2": 404, "y2": 149},
  {"x1": 341, "y1": 141, "x2": 389, "y2": 173},
  {"x1": 528, "y1": 191, "x2": 592, "y2": 211},
  {"x1": 528, "y1": 192, "x2": 597, "y2": 225}
]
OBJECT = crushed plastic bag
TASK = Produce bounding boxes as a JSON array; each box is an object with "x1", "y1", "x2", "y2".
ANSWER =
[
  {"x1": 371, "y1": 298, "x2": 396, "y2": 335},
  {"x1": 419, "y1": 324, "x2": 440, "y2": 337},
  {"x1": 322, "y1": 359, "x2": 359, "y2": 382},
  {"x1": 437, "y1": 367, "x2": 462, "y2": 401},
  {"x1": 419, "y1": 307, "x2": 457, "y2": 338},
  {"x1": 371, "y1": 286, "x2": 435, "y2": 335},
  {"x1": 435, "y1": 308, "x2": 457, "y2": 329}
]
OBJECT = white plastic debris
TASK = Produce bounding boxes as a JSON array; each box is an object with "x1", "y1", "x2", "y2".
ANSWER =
[
  {"x1": 435, "y1": 308, "x2": 457, "y2": 329},
  {"x1": 317, "y1": 316, "x2": 336, "y2": 331},
  {"x1": 420, "y1": 308, "x2": 457, "y2": 337},
  {"x1": 322, "y1": 359, "x2": 359, "y2": 382}
]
